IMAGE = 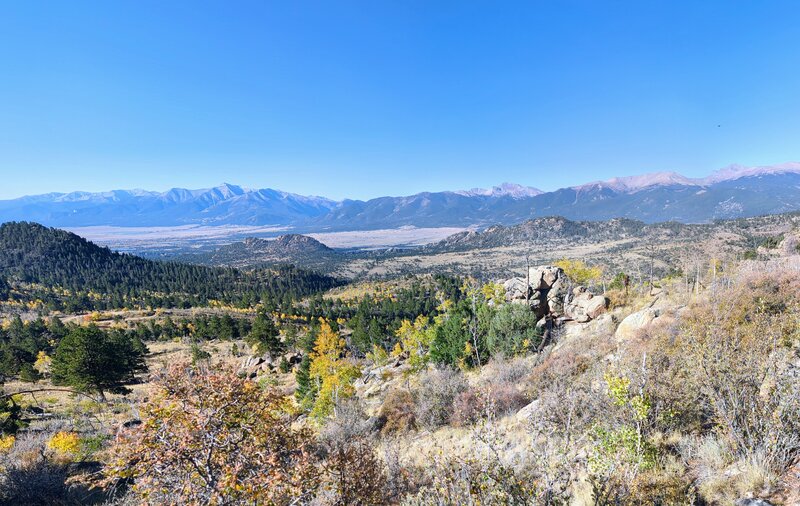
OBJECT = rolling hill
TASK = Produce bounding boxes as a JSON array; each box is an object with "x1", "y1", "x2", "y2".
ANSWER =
[
  {"x1": 196, "y1": 234, "x2": 343, "y2": 270},
  {"x1": 0, "y1": 222, "x2": 340, "y2": 310},
  {"x1": 190, "y1": 212, "x2": 800, "y2": 282}
]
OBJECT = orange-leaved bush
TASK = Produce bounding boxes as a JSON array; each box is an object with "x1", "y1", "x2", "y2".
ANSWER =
[{"x1": 104, "y1": 361, "x2": 319, "y2": 505}]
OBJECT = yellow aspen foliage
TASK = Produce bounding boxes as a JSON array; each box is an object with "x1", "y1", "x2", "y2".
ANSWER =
[
  {"x1": 458, "y1": 341, "x2": 474, "y2": 370},
  {"x1": 480, "y1": 282, "x2": 506, "y2": 305},
  {"x1": 34, "y1": 350, "x2": 52, "y2": 376},
  {"x1": 391, "y1": 342, "x2": 403, "y2": 357},
  {"x1": 555, "y1": 258, "x2": 603, "y2": 286},
  {"x1": 392, "y1": 315, "x2": 434, "y2": 373},
  {"x1": 47, "y1": 431, "x2": 81, "y2": 459},
  {"x1": 0, "y1": 435, "x2": 15, "y2": 453},
  {"x1": 309, "y1": 320, "x2": 360, "y2": 419},
  {"x1": 437, "y1": 298, "x2": 453, "y2": 313}
]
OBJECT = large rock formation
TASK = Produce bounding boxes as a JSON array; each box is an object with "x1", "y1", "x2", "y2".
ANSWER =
[
  {"x1": 502, "y1": 265, "x2": 608, "y2": 323},
  {"x1": 566, "y1": 286, "x2": 609, "y2": 323}
]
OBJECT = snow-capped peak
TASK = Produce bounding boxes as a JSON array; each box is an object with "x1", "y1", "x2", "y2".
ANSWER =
[
  {"x1": 456, "y1": 182, "x2": 543, "y2": 198},
  {"x1": 572, "y1": 163, "x2": 800, "y2": 194},
  {"x1": 702, "y1": 162, "x2": 800, "y2": 184},
  {"x1": 210, "y1": 183, "x2": 248, "y2": 198},
  {"x1": 573, "y1": 172, "x2": 699, "y2": 193}
]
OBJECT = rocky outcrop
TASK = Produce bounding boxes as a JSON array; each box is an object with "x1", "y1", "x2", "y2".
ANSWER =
[
  {"x1": 354, "y1": 357, "x2": 411, "y2": 415},
  {"x1": 503, "y1": 277, "x2": 531, "y2": 302},
  {"x1": 240, "y1": 355, "x2": 270, "y2": 378},
  {"x1": 566, "y1": 286, "x2": 609, "y2": 323},
  {"x1": 558, "y1": 313, "x2": 616, "y2": 346},
  {"x1": 502, "y1": 265, "x2": 608, "y2": 323},
  {"x1": 239, "y1": 351, "x2": 303, "y2": 378}
]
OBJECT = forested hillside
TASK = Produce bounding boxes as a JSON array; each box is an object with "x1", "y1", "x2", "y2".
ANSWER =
[{"x1": 0, "y1": 222, "x2": 340, "y2": 310}]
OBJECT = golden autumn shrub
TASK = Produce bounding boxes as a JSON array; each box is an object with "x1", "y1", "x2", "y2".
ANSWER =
[{"x1": 104, "y1": 362, "x2": 319, "y2": 505}]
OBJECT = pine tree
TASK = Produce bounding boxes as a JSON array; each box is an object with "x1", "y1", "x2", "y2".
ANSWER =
[
  {"x1": 51, "y1": 325, "x2": 147, "y2": 400},
  {"x1": 295, "y1": 354, "x2": 313, "y2": 404},
  {"x1": 247, "y1": 310, "x2": 282, "y2": 355},
  {"x1": 0, "y1": 276, "x2": 9, "y2": 300},
  {"x1": 0, "y1": 396, "x2": 24, "y2": 435}
]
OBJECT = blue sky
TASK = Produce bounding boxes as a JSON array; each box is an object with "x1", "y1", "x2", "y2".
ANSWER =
[{"x1": 1, "y1": 1, "x2": 799, "y2": 200}]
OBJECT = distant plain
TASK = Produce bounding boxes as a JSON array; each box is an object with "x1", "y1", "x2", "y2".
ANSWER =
[{"x1": 66, "y1": 224, "x2": 468, "y2": 254}]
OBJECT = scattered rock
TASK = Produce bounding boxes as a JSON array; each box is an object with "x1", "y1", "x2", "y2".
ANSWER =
[
  {"x1": 585, "y1": 295, "x2": 609, "y2": 319},
  {"x1": 515, "y1": 399, "x2": 541, "y2": 421},
  {"x1": 565, "y1": 288, "x2": 609, "y2": 322},
  {"x1": 735, "y1": 499, "x2": 774, "y2": 506},
  {"x1": 240, "y1": 355, "x2": 264, "y2": 370},
  {"x1": 614, "y1": 307, "x2": 660, "y2": 341},
  {"x1": 239, "y1": 353, "x2": 279, "y2": 378},
  {"x1": 282, "y1": 352, "x2": 302, "y2": 366},
  {"x1": 558, "y1": 313, "x2": 616, "y2": 347}
]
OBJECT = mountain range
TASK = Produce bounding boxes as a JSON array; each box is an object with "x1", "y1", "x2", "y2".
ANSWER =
[{"x1": 2, "y1": 162, "x2": 799, "y2": 230}]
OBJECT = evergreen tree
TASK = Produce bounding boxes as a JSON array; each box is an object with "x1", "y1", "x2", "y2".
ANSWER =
[
  {"x1": 247, "y1": 311, "x2": 282, "y2": 355},
  {"x1": 295, "y1": 354, "x2": 313, "y2": 403},
  {"x1": 486, "y1": 304, "x2": 542, "y2": 357},
  {"x1": 51, "y1": 325, "x2": 147, "y2": 400},
  {"x1": 190, "y1": 343, "x2": 212, "y2": 365},
  {"x1": 0, "y1": 396, "x2": 24, "y2": 435},
  {"x1": 430, "y1": 304, "x2": 470, "y2": 367},
  {"x1": 47, "y1": 316, "x2": 68, "y2": 340},
  {"x1": 0, "y1": 276, "x2": 9, "y2": 300}
]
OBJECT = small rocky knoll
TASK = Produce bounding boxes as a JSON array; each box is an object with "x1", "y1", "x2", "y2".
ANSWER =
[{"x1": 502, "y1": 265, "x2": 610, "y2": 324}]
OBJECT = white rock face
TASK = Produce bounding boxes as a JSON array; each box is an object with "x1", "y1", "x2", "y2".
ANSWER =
[{"x1": 528, "y1": 265, "x2": 562, "y2": 290}]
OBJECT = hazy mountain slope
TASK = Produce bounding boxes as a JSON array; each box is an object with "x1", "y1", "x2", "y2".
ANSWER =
[
  {"x1": 0, "y1": 184, "x2": 338, "y2": 227},
  {"x1": 3, "y1": 163, "x2": 800, "y2": 228},
  {"x1": 313, "y1": 172, "x2": 800, "y2": 230},
  {"x1": 311, "y1": 192, "x2": 520, "y2": 230}
]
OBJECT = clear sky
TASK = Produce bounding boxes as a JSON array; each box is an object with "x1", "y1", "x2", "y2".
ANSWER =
[{"x1": 1, "y1": 1, "x2": 799, "y2": 200}]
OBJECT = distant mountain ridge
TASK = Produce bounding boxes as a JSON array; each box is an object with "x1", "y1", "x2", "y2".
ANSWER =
[
  {"x1": 455, "y1": 182, "x2": 544, "y2": 198},
  {"x1": 0, "y1": 183, "x2": 338, "y2": 227},
  {"x1": 572, "y1": 162, "x2": 800, "y2": 193},
  {"x1": 2, "y1": 162, "x2": 800, "y2": 229}
]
